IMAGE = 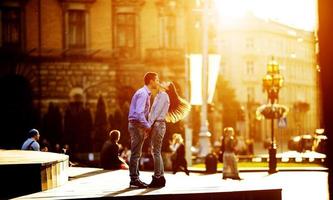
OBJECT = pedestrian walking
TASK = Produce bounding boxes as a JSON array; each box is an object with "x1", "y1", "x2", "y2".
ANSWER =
[
  {"x1": 221, "y1": 127, "x2": 242, "y2": 180},
  {"x1": 170, "y1": 133, "x2": 190, "y2": 175}
]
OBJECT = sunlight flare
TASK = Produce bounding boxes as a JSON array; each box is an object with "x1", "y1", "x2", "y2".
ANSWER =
[{"x1": 213, "y1": 0, "x2": 317, "y2": 31}]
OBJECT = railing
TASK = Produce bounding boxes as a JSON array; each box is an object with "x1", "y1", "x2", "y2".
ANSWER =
[{"x1": 145, "y1": 48, "x2": 184, "y2": 65}]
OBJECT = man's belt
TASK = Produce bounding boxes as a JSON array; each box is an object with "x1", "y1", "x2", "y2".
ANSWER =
[{"x1": 129, "y1": 120, "x2": 144, "y2": 123}]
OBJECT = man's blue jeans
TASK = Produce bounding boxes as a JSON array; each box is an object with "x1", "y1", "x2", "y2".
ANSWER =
[
  {"x1": 150, "y1": 121, "x2": 166, "y2": 178},
  {"x1": 128, "y1": 122, "x2": 145, "y2": 181}
]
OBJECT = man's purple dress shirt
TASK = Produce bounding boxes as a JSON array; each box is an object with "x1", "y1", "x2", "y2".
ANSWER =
[{"x1": 128, "y1": 85, "x2": 151, "y2": 129}]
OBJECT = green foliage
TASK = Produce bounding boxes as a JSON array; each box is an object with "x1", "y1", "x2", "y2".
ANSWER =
[
  {"x1": 293, "y1": 101, "x2": 310, "y2": 113},
  {"x1": 42, "y1": 102, "x2": 63, "y2": 145},
  {"x1": 94, "y1": 94, "x2": 108, "y2": 152},
  {"x1": 215, "y1": 76, "x2": 241, "y2": 128},
  {"x1": 0, "y1": 75, "x2": 38, "y2": 149},
  {"x1": 64, "y1": 101, "x2": 93, "y2": 153},
  {"x1": 95, "y1": 95, "x2": 108, "y2": 127}
]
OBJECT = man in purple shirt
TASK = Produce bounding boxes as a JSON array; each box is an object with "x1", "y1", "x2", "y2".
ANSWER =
[{"x1": 128, "y1": 72, "x2": 159, "y2": 188}]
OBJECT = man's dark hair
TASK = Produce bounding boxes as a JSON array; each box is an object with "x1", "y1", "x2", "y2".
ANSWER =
[
  {"x1": 109, "y1": 130, "x2": 120, "y2": 143},
  {"x1": 28, "y1": 129, "x2": 39, "y2": 138},
  {"x1": 144, "y1": 72, "x2": 158, "y2": 85}
]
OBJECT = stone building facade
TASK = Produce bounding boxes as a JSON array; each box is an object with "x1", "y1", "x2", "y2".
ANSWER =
[
  {"x1": 0, "y1": 0, "x2": 187, "y2": 116},
  {"x1": 0, "y1": 0, "x2": 189, "y2": 150}
]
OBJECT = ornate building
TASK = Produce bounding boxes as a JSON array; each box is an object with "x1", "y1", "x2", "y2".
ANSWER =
[{"x1": 216, "y1": 14, "x2": 320, "y2": 143}]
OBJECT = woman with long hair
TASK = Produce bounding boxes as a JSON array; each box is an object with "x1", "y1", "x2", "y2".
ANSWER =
[
  {"x1": 169, "y1": 133, "x2": 190, "y2": 175},
  {"x1": 164, "y1": 82, "x2": 191, "y2": 123},
  {"x1": 147, "y1": 81, "x2": 191, "y2": 187},
  {"x1": 221, "y1": 127, "x2": 242, "y2": 180}
]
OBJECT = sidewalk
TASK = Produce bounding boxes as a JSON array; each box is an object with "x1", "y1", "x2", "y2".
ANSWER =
[{"x1": 14, "y1": 167, "x2": 329, "y2": 200}]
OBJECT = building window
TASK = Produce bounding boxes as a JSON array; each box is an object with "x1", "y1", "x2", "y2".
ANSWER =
[
  {"x1": 160, "y1": 15, "x2": 176, "y2": 48},
  {"x1": 246, "y1": 38, "x2": 254, "y2": 48},
  {"x1": 112, "y1": 0, "x2": 144, "y2": 59},
  {"x1": 113, "y1": 12, "x2": 138, "y2": 59},
  {"x1": 0, "y1": 7, "x2": 21, "y2": 49},
  {"x1": 116, "y1": 13, "x2": 135, "y2": 48},
  {"x1": 67, "y1": 10, "x2": 86, "y2": 49},
  {"x1": 166, "y1": 15, "x2": 176, "y2": 48},
  {"x1": 246, "y1": 60, "x2": 254, "y2": 75},
  {"x1": 247, "y1": 87, "x2": 255, "y2": 102},
  {"x1": 220, "y1": 61, "x2": 226, "y2": 75}
]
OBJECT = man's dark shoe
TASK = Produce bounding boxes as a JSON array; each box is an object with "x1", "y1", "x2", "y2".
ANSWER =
[
  {"x1": 232, "y1": 176, "x2": 243, "y2": 180},
  {"x1": 222, "y1": 176, "x2": 243, "y2": 180},
  {"x1": 130, "y1": 179, "x2": 148, "y2": 189},
  {"x1": 148, "y1": 176, "x2": 166, "y2": 188}
]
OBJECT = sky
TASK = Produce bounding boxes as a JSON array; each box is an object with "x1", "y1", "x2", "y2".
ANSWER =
[{"x1": 214, "y1": 0, "x2": 317, "y2": 31}]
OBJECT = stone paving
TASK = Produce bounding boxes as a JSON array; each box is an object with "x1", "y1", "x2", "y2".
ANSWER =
[{"x1": 14, "y1": 167, "x2": 328, "y2": 200}]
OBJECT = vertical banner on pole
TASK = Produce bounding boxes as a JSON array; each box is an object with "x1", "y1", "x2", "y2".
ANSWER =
[
  {"x1": 189, "y1": 54, "x2": 221, "y2": 105},
  {"x1": 189, "y1": 54, "x2": 203, "y2": 105},
  {"x1": 207, "y1": 55, "x2": 221, "y2": 103}
]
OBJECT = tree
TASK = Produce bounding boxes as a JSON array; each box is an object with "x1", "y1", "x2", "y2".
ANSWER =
[
  {"x1": 94, "y1": 95, "x2": 108, "y2": 152},
  {"x1": 293, "y1": 101, "x2": 310, "y2": 134},
  {"x1": 64, "y1": 98, "x2": 93, "y2": 154},
  {"x1": 117, "y1": 86, "x2": 135, "y2": 108},
  {"x1": 42, "y1": 102, "x2": 63, "y2": 148},
  {"x1": 0, "y1": 75, "x2": 39, "y2": 149},
  {"x1": 215, "y1": 76, "x2": 241, "y2": 129}
]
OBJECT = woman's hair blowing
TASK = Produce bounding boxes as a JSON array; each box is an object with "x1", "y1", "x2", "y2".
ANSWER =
[{"x1": 166, "y1": 82, "x2": 191, "y2": 123}]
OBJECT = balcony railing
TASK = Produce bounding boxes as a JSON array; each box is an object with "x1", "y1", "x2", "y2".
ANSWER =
[{"x1": 145, "y1": 48, "x2": 184, "y2": 65}]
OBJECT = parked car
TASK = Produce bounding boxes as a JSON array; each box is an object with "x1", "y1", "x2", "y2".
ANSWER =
[
  {"x1": 288, "y1": 132, "x2": 327, "y2": 154},
  {"x1": 288, "y1": 135, "x2": 302, "y2": 152},
  {"x1": 288, "y1": 134, "x2": 313, "y2": 152},
  {"x1": 313, "y1": 134, "x2": 327, "y2": 154}
]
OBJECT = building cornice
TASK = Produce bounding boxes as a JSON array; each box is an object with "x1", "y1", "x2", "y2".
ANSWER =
[
  {"x1": 0, "y1": 0, "x2": 28, "y2": 7},
  {"x1": 58, "y1": 0, "x2": 96, "y2": 4},
  {"x1": 112, "y1": 0, "x2": 145, "y2": 7}
]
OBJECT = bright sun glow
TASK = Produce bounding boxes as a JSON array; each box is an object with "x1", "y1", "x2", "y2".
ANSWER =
[{"x1": 214, "y1": 0, "x2": 317, "y2": 31}]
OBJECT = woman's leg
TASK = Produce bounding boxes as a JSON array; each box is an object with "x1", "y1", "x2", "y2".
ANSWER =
[
  {"x1": 182, "y1": 160, "x2": 190, "y2": 175},
  {"x1": 230, "y1": 153, "x2": 241, "y2": 179},
  {"x1": 223, "y1": 152, "x2": 233, "y2": 179},
  {"x1": 172, "y1": 161, "x2": 179, "y2": 174},
  {"x1": 150, "y1": 122, "x2": 166, "y2": 178}
]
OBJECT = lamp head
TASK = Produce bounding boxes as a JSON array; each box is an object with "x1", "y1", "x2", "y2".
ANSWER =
[
  {"x1": 263, "y1": 74, "x2": 273, "y2": 89},
  {"x1": 273, "y1": 74, "x2": 284, "y2": 88},
  {"x1": 267, "y1": 59, "x2": 280, "y2": 74}
]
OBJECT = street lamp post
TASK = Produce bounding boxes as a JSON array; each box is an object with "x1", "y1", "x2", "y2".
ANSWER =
[
  {"x1": 262, "y1": 59, "x2": 284, "y2": 174},
  {"x1": 189, "y1": 0, "x2": 221, "y2": 157},
  {"x1": 198, "y1": 0, "x2": 211, "y2": 157}
]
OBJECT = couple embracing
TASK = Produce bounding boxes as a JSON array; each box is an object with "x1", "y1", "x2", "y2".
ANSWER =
[{"x1": 128, "y1": 72, "x2": 190, "y2": 188}]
